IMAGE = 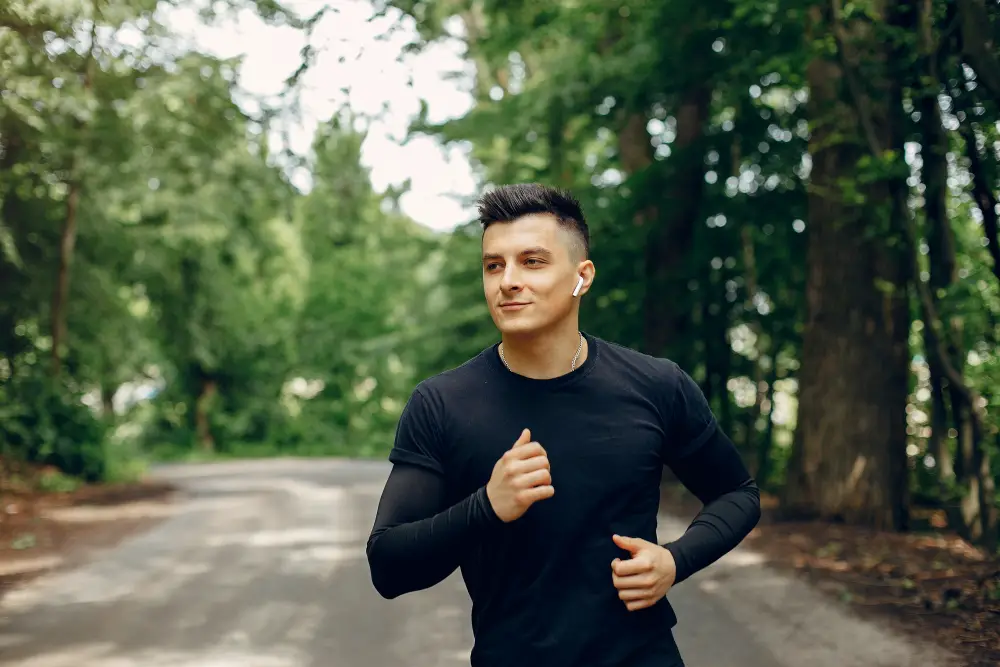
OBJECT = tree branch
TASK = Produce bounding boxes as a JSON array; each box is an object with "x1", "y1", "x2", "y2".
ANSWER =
[{"x1": 0, "y1": 12, "x2": 62, "y2": 37}]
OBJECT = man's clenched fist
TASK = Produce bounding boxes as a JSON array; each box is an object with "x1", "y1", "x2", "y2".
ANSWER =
[
  {"x1": 610, "y1": 534, "x2": 677, "y2": 611},
  {"x1": 486, "y1": 428, "x2": 554, "y2": 522}
]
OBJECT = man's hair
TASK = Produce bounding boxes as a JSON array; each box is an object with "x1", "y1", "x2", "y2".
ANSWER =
[{"x1": 476, "y1": 183, "x2": 590, "y2": 259}]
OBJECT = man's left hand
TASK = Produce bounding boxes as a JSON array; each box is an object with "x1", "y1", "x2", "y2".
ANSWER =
[{"x1": 610, "y1": 534, "x2": 676, "y2": 611}]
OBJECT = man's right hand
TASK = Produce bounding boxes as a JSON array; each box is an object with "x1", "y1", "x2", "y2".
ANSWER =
[{"x1": 486, "y1": 428, "x2": 554, "y2": 522}]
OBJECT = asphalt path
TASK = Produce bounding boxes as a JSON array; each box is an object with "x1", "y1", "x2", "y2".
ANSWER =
[{"x1": 0, "y1": 459, "x2": 958, "y2": 666}]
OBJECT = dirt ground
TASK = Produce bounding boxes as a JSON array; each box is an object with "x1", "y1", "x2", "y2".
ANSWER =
[
  {"x1": 0, "y1": 470, "x2": 177, "y2": 600},
  {"x1": 662, "y1": 484, "x2": 1000, "y2": 667}
]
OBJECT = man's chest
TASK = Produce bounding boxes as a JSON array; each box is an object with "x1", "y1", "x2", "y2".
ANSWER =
[{"x1": 439, "y1": 387, "x2": 666, "y2": 517}]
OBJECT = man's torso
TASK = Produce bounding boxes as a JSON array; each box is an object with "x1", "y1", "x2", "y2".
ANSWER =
[{"x1": 416, "y1": 335, "x2": 683, "y2": 666}]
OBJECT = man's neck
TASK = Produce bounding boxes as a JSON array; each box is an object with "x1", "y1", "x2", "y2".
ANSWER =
[{"x1": 499, "y1": 324, "x2": 589, "y2": 379}]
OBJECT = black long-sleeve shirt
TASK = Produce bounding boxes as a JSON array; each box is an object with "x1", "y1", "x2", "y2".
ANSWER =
[{"x1": 367, "y1": 333, "x2": 760, "y2": 667}]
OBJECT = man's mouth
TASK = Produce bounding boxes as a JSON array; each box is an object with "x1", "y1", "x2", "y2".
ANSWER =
[{"x1": 499, "y1": 302, "x2": 530, "y2": 310}]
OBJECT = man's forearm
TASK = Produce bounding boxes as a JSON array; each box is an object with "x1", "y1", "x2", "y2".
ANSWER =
[
  {"x1": 661, "y1": 479, "x2": 761, "y2": 583},
  {"x1": 661, "y1": 420, "x2": 762, "y2": 584},
  {"x1": 367, "y1": 475, "x2": 502, "y2": 599}
]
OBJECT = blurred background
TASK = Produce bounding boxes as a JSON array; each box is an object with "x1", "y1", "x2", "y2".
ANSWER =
[{"x1": 1, "y1": 0, "x2": 999, "y2": 665}]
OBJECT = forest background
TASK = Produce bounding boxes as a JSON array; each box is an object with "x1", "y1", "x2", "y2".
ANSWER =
[{"x1": 2, "y1": 0, "x2": 999, "y2": 661}]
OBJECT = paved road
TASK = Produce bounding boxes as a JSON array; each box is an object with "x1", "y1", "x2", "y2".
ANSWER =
[{"x1": 0, "y1": 459, "x2": 957, "y2": 667}]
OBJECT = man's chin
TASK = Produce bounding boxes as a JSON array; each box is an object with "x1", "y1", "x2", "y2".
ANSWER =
[
  {"x1": 496, "y1": 316, "x2": 531, "y2": 331},
  {"x1": 497, "y1": 318, "x2": 549, "y2": 337}
]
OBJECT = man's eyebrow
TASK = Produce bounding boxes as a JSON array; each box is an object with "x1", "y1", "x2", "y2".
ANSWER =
[
  {"x1": 482, "y1": 246, "x2": 554, "y2": 261},
  {"x1": 521, "y1": 246, "x2": 554, "y2": 257}
]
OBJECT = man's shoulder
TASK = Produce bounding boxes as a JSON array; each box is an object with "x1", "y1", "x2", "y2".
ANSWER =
[
  {"x1": 412, "y1": 348, "x2": 493, "y2": 403},
  {"x1": 593, "y1": 337, "x2": 711, "y2": 436},
  {"x1": 590, "y1": 336, "x2": 697, "y2": 414},
  {"x1": 594, "y1": 335, "x2": 682, "y2": 380}
]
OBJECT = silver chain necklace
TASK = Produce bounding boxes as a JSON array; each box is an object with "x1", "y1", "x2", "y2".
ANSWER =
[{"x1": 499, "y1": 332, "x2": 585, "y2": 373}]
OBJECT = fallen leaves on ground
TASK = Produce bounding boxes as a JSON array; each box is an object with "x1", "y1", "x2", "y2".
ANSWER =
[
  {"x1": 662, "y1": 483, "x2": 1000, "y2": 667},
  {"x1": 0, "y1": 460, "x2": 176, "y2": 599}
]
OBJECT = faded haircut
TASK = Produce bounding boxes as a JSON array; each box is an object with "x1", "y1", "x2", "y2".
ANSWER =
[{"x1": 476, "y1": 183, "x2": 590, "y2": 259}]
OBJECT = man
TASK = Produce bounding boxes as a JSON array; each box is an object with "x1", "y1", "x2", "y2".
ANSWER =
[{"x1": 366, "y1": 183, "x2": 760, "y2": 667}]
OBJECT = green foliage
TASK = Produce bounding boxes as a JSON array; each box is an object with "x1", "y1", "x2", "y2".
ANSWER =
[
  {"x1": 1, "y1": 0, "x2": 460, "y2": 476},
  {"x1": 0, "y1": 0, "x2": 998, "y2": 550},
  {"x1": 0, "y1": 372, "x2": 109, "y2": 482},
  {"x1": 385, "y1": 0, "x2": 999, "y2": 541}
]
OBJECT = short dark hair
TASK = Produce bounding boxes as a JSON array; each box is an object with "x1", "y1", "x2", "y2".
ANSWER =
[{"x1": 477, "y1": 183, "x2": 590, "y2": 258}]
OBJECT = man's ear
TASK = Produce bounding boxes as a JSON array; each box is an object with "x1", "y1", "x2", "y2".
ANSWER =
[{"x1": 574, "y1": 260, "x2": 596, "y2": 297}]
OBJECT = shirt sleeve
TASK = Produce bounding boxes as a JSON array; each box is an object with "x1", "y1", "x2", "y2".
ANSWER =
[
  {"x1": 367, "y1": 384, "x2": 503, "y2": 599},
  {"x1": 659, "y1": 365, "x2": 762, "y2": 584},
  {"x1": 386, "y1": 386, "x2": 446, "y2": 475},
  {"x1": 366, "y1": 463, "x2": 502, "y2": 599}
]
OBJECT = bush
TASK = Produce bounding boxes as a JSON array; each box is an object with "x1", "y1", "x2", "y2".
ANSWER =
[{"x1": 0, "y1": 374, "x2": 110, "y2": 482}]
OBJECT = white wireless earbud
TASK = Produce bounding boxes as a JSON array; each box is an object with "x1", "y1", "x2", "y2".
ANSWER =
[{"x1": 572, "y1": 275, "x2": 585, "y2": 297}]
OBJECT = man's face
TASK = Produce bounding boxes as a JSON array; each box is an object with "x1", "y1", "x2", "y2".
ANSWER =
[{"x1": 481, "y1": 213, "x2": 592, "y2": 335}]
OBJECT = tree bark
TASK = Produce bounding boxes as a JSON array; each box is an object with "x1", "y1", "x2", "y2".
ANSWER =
[
  {"x1": 925, "y1": 358, "x2": 953, "y2": 481},
  {"x1": 960, "y1": 122, "x2": 1000, "y2": 285},
  {"x1": 757, "y1": 360, "x2": 779, "y2": 488},
  {"x1": 916, "y1": 0, "x2": 957, "y2": 485},
  {"x1": 50, "y1": 181, "x2": 80, "y2": 375},
  {"x1": 781, "y1": 2, "x2": 911, "y2": 530},
  {"x1": 740, "y1": 146, "x2": 770, "y2": 457},
  {"x1": 618, "y1": 112, "x2": 654, "y2": 176},
  {"x1": 955, "y1": 0, "x2": 1000, "y2": 103},
  {"x1": 642, "y1": 85, "x2": 711, "y2": 365},
  {"x1": 916, "y1": 1, "x2": 996, "y2": 547},
  {"x1": 979, "y1": 433, "x2": 999, "y2": 548},
  {"x1": 101, "y1": 381, "x2": 115, "y2": 421},
  {"x1": 908, "y1": 202, "x2": 995, "y2": 545},
  {"x1": 195, "y1": 378, "x2": 218, "y2": 452},
  {"x1": 49, "y1": 11, "x2": 97, "y2": 376},
  {"x1": 701, "y1": 269, "x2": 728, "y2": 418}
]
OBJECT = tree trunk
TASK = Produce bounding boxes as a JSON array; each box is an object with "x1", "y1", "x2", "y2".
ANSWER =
[
  {"x1": 49, "y1": 14, "x2": 97, "y2": 376},
  {"x1": 960, "y1": 123, "x2": 1000, "y2": 285},
  {"x1": 618, "y1": 111, "x2": 656, "y2": 229},
  {"x1": 101, "y1": 381, "x2": 115, "y2": 421},
  {"x1": 781, "y1": 3, "x2": 911, "y2": 530},
  {"x1": 714, "y1": 295, "x2": 733, "y2": 436},
  {"x1": 925, "y1": 360, "x2": 954, "y2": 481},
  {"x1": 757, "y1": 361, "x2": 779, "y2": 488},
  {"x1": 643, "y1": 85, "x2": 711, "y2": 365},
  {"x1": 979, "y1": 434, "x2": 998, "y2": 548},
  {"x1": 741, "y1": 211, "x2": 769, "y2": 453},
  {"x1": 703, "y1": 286, "x2": 724, "y2": 413},
  {"x1": 195, "y1": 378, "x2": 218, "y2": 452},
  {"x1": 617, "y1": 112, "x2": 653, "y2": 176},
  {"x1": 700, "y1": 317, "x2": 714, "y2": 408},
  {"x1": 916, "y1": 0, "x2": 995, "y2": 546},
  {"x1": 916, "y1": 0, "x2": 956, "y2": 485},
  {"x1": 955, "y1": 0, "x2": 1000, "y2": 103},
  {"x1": 50, "y1": 180, "x2": 80, "y2": 376}
]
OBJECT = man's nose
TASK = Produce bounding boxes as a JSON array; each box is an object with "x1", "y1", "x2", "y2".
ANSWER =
[{"x1": 500, "y1": 267, "x2": 522, "y2": 291}]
